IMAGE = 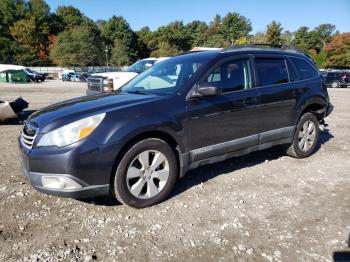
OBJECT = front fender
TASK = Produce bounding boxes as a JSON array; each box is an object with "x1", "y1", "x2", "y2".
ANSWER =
[{"x1": 90, "y1": 103, "x2": 187, "y2": 155}]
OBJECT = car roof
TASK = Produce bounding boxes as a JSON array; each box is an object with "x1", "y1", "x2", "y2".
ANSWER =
[{"x1": 175, "y1": 45, "x2": 309, "y2": 61}]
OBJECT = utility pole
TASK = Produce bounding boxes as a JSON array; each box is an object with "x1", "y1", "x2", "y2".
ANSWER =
[{"x1": 105, "y1": 47, "x2": 109, "y2": 67}]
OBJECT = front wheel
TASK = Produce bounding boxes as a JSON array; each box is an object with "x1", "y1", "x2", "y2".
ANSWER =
[
  {"x1": 112, "y1": 138, "x2": 178, "y2": 208},
  {"x1": 285, "y1": 113, "x2": 319, "y2": 158}
]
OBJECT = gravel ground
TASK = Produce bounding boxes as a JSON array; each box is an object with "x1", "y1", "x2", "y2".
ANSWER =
[{"x1": 0, "y1": 81, "x2": 349, "y2": 262}]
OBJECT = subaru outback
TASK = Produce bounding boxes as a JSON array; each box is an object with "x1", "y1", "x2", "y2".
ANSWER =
[{"x1": 18, "y1": 45, "x2": 333, "y2": 208}]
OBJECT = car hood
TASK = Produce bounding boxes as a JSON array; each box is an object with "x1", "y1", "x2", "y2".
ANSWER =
[{"x1": 28, "y1": 92, "x2": 161, "y2": 133}]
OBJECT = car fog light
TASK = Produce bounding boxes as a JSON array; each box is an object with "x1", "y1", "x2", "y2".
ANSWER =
[{"x1": 41, "y1": 176, "x2": 82, "y2": 190}]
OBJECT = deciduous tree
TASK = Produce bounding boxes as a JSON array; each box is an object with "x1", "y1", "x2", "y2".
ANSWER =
[
  {"x1": 325, "y1": 33, "x2": 350, "y2": 68},
  {"x1": 50, "y1": 24, "x2": 103, "y2": 66}
]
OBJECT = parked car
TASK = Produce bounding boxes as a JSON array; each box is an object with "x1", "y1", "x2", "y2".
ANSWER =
[
  {"x1": 323, "y1": 71, "x2": 350, "y2": 88},
  {"x1": 62, "y1": 72, "x2": 79, "y2": 82},
  {"x1": 18, "y1": 45, "x2": 333, "y2": 208},
  {"x1": 78, "y1": 73, "x2": 90, "y2": 82},
  {"x1": 86, "y1": 57, "x2": 169, "y2": 95},
  {"x1": 24, "y1": 68, "x2": 46, "y2": 82}
]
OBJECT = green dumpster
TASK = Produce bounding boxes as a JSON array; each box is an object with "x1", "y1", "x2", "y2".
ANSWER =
[
  {"x1": 9, "y1": 70, "x2": 27, "y2": 83},
  {"x1": 0, "y1": 72, "x2": 8, "y2": 83},
  {"x1": 0, "y1": 69, "x2": 28, "y2": 83}
]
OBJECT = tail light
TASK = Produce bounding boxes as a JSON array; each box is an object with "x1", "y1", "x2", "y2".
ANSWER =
[{"x1": 108, "y1": 79, "x2": 114, "y2": 92}]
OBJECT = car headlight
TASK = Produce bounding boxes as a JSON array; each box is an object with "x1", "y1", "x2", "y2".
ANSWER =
[{"x1": 37, "y1": 113, "x2": 105, "y2": 147}]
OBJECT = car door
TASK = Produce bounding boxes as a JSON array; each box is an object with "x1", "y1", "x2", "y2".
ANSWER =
[
  {"x1": 253, "y1": 55, "x2": 297, "y2": 143},
  {"x1": 185, "y1": 56, "x2": 261, "y2": 162}
]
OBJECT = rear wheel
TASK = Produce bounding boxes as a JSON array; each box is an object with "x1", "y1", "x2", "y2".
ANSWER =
[
  {"x1": 285, "y1": 113, "x2": 319, "y2": 158},
  {"x1": 112, "y1": 138, "x2": 178, "y2": 208}
]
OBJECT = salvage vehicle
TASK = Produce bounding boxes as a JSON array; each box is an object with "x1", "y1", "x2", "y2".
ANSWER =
[
  {"x1": 18, "y1": 45, "x2": 333, "y2": 208},
  {"x1": 323, "y1": 71, "x2": 350, "y2": 88},
  {"x1": 86, "y1": 57, "x2": 169, "y2": 95},
  {"x1": 24, "y1": 68, "x2": 46, "y2": 82},
  {"x1": 0, "y1": 98, "x2": 29, "y2": 122},
  {"x1": 62, "y1": 72, "x2": 80, "y2": 82}
]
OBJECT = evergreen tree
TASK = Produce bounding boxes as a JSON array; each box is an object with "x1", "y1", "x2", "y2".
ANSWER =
[{"x1": 266, "y1": 21, "x2": 283, "y2": 45}]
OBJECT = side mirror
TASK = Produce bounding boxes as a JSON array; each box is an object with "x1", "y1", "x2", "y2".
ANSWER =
[{"x1": 195, "y1": 83, "x2": 220, "y2": 97}]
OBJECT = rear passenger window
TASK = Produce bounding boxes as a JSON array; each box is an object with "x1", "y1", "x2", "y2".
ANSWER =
[
  {"x1": 255, "y1": 58, "x2": 288, "y2": 86},
  {"x1": 291, "y1": 57, "x2": 318, "y2": 80},
  {"x1": 286, "y1": 59, "x2": 299, "y2": 82},
  {"x1": 204, "y1": 59, "x2": 251, "y2": 93}
]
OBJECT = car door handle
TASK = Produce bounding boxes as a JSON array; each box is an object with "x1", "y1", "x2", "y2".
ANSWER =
[{"x1": 244, "y1": 97, "x2": 258, "y2": 105}]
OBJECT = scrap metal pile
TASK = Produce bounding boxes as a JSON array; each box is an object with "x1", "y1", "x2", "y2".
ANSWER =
[{"x1": 0, "y1": 98, "x2": 29, "y2": 122}]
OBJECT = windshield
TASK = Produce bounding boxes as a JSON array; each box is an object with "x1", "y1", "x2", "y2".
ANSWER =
[
  {"x1": 121, "y1": 54, "x2": 213, "y2": 95},
  {"x1": 127, "y1": 59, "x2": 156, "y2": 73},
  {"x1": 25, "y1": 68, "x2": 33, "y2": 73}
]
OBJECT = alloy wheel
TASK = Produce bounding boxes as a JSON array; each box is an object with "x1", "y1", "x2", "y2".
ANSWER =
[
  {"x1": 298, "y1": 120, "x2": 316, "y2": 152},
  {"x1": 126, "y1": 150, "x2": 169, "y2": 199}
]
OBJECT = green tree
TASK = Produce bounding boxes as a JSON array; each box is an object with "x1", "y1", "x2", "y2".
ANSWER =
[
  {"x1": 309, "y1": 49, "x2": 328, "y2": 68},
  {"x1": 0, "y1": 37, "x2": 14, "y2": 63},
  {"x1": 266, "y1": 21, "x2": 283, "y2": 45},
  {"x1": 150, "y1": 41, "x2": 179, "y2": 57},
  {"x1": 282, "y1": 30, "x2": 293, "y2": 45},
  {"x1": 50, "y1": 24, "x2": 103, "y2": 66},
  {"x1": 315, "y1": 24, "x2": 336, "y2": 49},
  {"x1": 95, "y1": 19, "x2": 106, "y2": 31},
  {"x1": 203, "y1": 33, "x2": 226, "y2": 48},
  {"x1": 27, "y1": 0, "x2": 51, "y2": 62},
  {"x1": 155, "y1": 21, "x2": 192, "y2": 51},
  {"x1": 10, "y1": 17, "x2": 39, "y2": 64},
  {"x1": 110, "y1": 38, "x2": 132, "y2": 66},
  {"x1": 136, "y1": 27, "x2": 155, "y2": 58},
  {"x1": 186, "y1": 20, "x2": 208, "y2": 47},
  {"x1": 221, "y1": 12, "x2": 252, "y2": 45},
  {"x1": 292, "y1": 26, "x2": 311, "y2": 52},
  {"x1": 56, "y1": 5, "x2": 84, "y2": 29},
  {"x1": 0, "y1": 0, "x2": 26, "y2": 63},
  {"x1": 102, "y1": 16, "x2": 138, "y2": 63},
  {"x1": 0, "y1": 0, "x2": 26, "y2": 38}
]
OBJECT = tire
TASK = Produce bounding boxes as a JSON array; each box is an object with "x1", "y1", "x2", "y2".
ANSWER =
[
  {"x1": 331, "y1": 80, "x2": 340, "y2": 88},
  {"x1": 112, "y1": 138, "x2": 178, "y2": 208},
  {"x1": 285, "y1": 112, "x2": 319, "y2": 158}
]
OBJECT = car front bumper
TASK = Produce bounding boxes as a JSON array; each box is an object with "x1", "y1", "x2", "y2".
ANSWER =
[{"x1": 17, "y1": 138, "x2": 114, "y2": 198}]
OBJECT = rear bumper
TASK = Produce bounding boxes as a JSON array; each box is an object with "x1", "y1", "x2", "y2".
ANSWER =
[{"x1": 325, "y1": 103, "x2": 333, "y2": 118}]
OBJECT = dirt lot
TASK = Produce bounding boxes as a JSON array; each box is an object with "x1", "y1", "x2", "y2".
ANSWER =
[{"x1": 0, "y1": 80, "x2": 349, "y2": 262}]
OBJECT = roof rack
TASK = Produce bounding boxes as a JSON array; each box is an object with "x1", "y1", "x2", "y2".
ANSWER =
[{"x1": 222, "y1": 44, "x2": 303, "y2": 53}]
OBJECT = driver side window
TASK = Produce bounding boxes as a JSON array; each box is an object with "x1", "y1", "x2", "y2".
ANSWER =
[{"x1": 203, "y1": 59, "x2": 252, "y2": 93}]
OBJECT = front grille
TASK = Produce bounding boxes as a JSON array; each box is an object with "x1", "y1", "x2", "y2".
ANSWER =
[
  {"x1": 20, "y1": 121, "x2": 38, "y2": 149},
  {"x1": 87, "y1": 77, "x2": 104, "y2": 92}
]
